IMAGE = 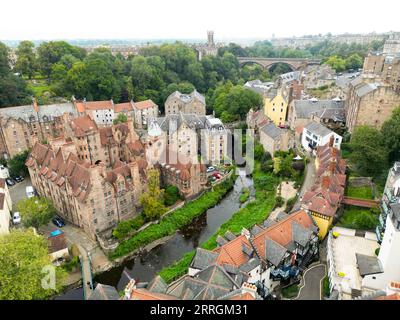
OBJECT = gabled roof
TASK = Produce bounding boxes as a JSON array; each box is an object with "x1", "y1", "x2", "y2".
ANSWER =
[
  {"x1": 304, "y1": 121, "x2": 333, "y2": 137},
  {"x1": 264, "y1": 237, "x2": 287, "y2": 267},
  {"x1": 89, "y1": 284, "x2": 120, "y2": 300},
  {"x1": 190, "y1": 248, "x2": 218, "y2": 270},
  {"x1": 260, "y1": 122, "x2": 283, "y2": 139},
  {"x1": 134, "y1": 99, "x2": 157, "y2": 110}
]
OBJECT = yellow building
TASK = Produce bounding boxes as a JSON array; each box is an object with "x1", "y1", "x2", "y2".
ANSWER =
[
  {"x1": 264, "y1": 89, "x2": 289, "y2": 127},
  {"x1": 309, "y1": 211, "x2": 334, "y2": 239}
]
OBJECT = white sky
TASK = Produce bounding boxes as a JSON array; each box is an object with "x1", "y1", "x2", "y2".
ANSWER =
[{"x1": 1, "y1": 0, "x2": 399, "y2": 40}]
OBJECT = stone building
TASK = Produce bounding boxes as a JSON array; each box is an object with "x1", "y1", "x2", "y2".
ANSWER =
[
  {"x1": 26, "y1": 137, "x2": 147, "y2": 240},
  {"x1": 200, "y1": 117, "x2": 229, "y2": 164},
  {"x1": 194, "y1": 31, "x2": 219, "y2": 61},
  {"x1": 0, "y1": 178, "x2": 12, "y2": 235},
  {"x1": 259, "y1": 122, "x2": 291, "y2": 157},
  {"x1": 62, "y1": 115, "x2": 140, "y2": 168},
  {"x1": 0, "y1": 101, "x2": 77, "y2": 159},
  {"x1": 288, "y1": 98, "x2": 345, "y2": 133},
  {"x1": 73, "y1": 97, "x2": 158, "y2": 129},
  {"x1": 165, "y1": 90, "x2": 206, "y2": 116},
  {"x1": 345, "y1": 75, "x2": 400, "y2": 133}
]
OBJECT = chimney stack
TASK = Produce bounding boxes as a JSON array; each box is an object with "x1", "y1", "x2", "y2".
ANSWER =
[
  {"x1": 124, "y1": 279, "x2": 137, "y2": 300},
  {"x1": 329, "y1": 135, "x2": 334, "y2": 148},
  {"x1": 329, "y1": 161, "x2": 336, "y2": 175},
  {"x1": 322, "y1": 176, "x2": 330, "y2": 189}
]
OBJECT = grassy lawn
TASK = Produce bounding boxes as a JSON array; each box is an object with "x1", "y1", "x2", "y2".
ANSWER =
[
  {"x1": 27, "y1": 79, "x2": 52, "y2": 97},
  {"x1": 345, "y1": 185, "x2": 373, "y2": 199},
  {"x1": 337, "y1": 206, "x2": 379, "y2": 231},
  {"x1": 159, "y1": 162, "x2": 278, "y2": 283},
  {"x1": 281, "y1": 284, "x2": 299, "y2": 299}
]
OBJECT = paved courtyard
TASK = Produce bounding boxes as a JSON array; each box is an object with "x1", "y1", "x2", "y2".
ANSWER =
[{"x1": 8, "y1": 176, "x2": 32, "y2": 211}]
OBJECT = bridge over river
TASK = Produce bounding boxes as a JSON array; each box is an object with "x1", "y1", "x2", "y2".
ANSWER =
[{"x1": 237, "y1": 57, "x2": 322, "y2": 70}]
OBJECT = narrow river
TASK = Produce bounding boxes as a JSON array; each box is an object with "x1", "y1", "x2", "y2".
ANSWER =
[{"x1": 57, "y1": 171, "x2": 253, "y2": 299}]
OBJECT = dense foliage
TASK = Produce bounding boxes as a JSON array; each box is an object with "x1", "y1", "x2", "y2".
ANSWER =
[
  {"x1": 17, "y1": 196, "x2": 56, "y2": 229},
  {"x1": 7, "y1": 150, "x2": 29, "y2": 177},
  {"x1": 0, "y1": 229, "x2": 66, "y2": 299}
]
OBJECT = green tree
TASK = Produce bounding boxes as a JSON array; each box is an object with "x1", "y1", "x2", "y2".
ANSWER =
[
  {"x1": 324, "y1": 55, "x2": 347, "y2": 72},
  {"x1": 381, "y1": 107, "x2": 400, "y2": 163},
  {"x1": 140, "y1": 169, "x2": 166, "y2": 221},
  {"x1": 164, "y1": 185, "x2": 181, "y2": 206},
  {"x1": 345, "y1": 53, "x2": 363, "y2": 70},
  {"x1": 17, "y1": 197, "x2": 56, "y2": 229},
  {"x1": 37, "y1": 41, "x2": 86, "y2": 78},
  {"x1": 0, "y1": 42, "x2": 32, "y2": 107},
  {"x1": 349, "y1": 126, "x2": 388, "y2": 176},
  {"x1": 0, "y1": 229, "x2": 66, "y2": 299},
  {"x1": 15, "y1": 41, "x2": 37, "y2": 79},
  {"x1": 113, "y1": 113, "x2": 128, "y2": 125},
  {"x1": 8, "y1": 150, "x2": 29, "y2": 177}
]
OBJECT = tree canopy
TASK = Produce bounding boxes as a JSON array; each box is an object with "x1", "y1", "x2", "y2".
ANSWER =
[
  {"x1": 17, "y1": 197, "x2": 56, "y2": 229},
  {"x1": 0, "y1": 229, "x2": 66, "y2": 299}
]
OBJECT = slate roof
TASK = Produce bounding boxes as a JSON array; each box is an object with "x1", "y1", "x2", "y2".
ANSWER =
[
  {"x1": 167, "y1": 90, "x2": 205, "y2": 105},
  {"x1": 167, "y1": 265, "x2": 239, "y2": 300},
  {"x1": 311, "y1": 107, "x2": 345, "y2": 122},
  {"x1": 89, "y1": 284, "x2": 120, "y2": 300},
  {"x1": 304, "y1": 121, "x2": 333, "y2": 137},
  {"x1": 260, "y1": 122, "x2": 282, "y2": 140},
  {"x1": 154, "y1": 113, "x2": 208, "y2": 133},
  {"x1": 0, "y1": 102, "x2": 77, "y2": 122},
  {"x1": 190, "y1": 248, "x2": 218, "y2": 270},
  {"x1": 294, "y1": 99, "x2": 344, "y2": 119},
  {"x1": 356, "y1": 253, "x2": 383, "y2": 276},
  {"x1": 355, "y1": 83, "x2": 379, "y2": 97},
  {"x1": 239, "y1": 257, "x2": 261, "y2": 273},
  {"x1": 264, "y1": 237, "x2": 287, "y2": 267},
  {"x1": 292, "y1": 221, "x2": 313, "y2": 247},
  {"x1": 147, "y1": 276, "x2": 168, "y2": 294}
]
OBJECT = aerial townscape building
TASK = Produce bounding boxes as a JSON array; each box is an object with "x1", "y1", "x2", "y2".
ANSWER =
[{"x1": 164, "y1": 90, "x2": 206, "y2": 116}]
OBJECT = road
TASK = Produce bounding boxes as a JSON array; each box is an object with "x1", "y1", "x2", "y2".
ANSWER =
[
  {"x1": 8, "y1": 176, "x2": 32, "y2": 211},
  {"x1": 295, "y1": 264, "x2": 326, "y2": 300},
  {"x1": 295, "y1": 157, "x2": 316, "y2": 208}
]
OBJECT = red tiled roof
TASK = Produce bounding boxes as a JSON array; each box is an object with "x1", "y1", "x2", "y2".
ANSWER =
[
  {"x1": 84, "y1": 100, "x2": 113, "y2": 110},
  {"x1": 213, "y1": 235, "x2": 252, "y2": 268},
  {"x1": 134, "y1": 99, "x2": 157, "y2": 110},
  {"x1": 252, "y1": 210, "x2": 315, "y2": 261},
  {"x1": 129, "y1": 288, "x2": 177, "y2": 300},
  {"x1": 70, "y1": 115, "x2": 97, "y2": 137},
  {"x1": 114, "y1": 102, "x2": 133, "y2": 113},
  {"x1": 375, "y1": 293, "x2": 400, "y2": 300},
  {"x1": 229, "y1": 292, "x2": 255, "y2": 300}
]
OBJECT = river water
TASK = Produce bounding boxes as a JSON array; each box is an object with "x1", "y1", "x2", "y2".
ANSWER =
[{"x1": 57, "y1": 171, "x2": 253, "y2": 300}]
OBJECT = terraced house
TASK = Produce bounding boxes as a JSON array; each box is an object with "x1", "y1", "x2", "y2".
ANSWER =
[
  {"x1": 300, "y1": 138, "x2": 347, "y2": 238},
  {"x1": 25, "y1": 125, "x2": 148, "y2": 240}
]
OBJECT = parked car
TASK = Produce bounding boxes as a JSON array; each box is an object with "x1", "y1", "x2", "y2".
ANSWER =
[
  {"x1": 6, "y1": 178, "x2": 15, "y2": 187},
  {"x1": 52, "y1": 216, "x2": 66, "y2": 228},
  {"x1": 26, "y1": 186, "x2": 35, "y2": 198},
  {"x1": 206, "y1": 166, "x2": 215, "y2": 173},
  {"x1": 212, "y1": 172, "x2": 222, "y2": 179},
  {"x1": 13, "y1": 175, "x2": 24, "y2": 183},
  {"x1": 12, "y1": 212, "x2": 21, "y2": 225}
]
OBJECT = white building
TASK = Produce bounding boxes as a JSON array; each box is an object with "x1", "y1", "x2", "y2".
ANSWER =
[
  {"x1": 301, "y1": 121, "x2": 342, "y2": 153},
  {"x1": 200, "y1": 117, "x2": 229, "y2": 165},
  {"x1": 0, "y1": 178, "x2": 12, "y2": 235}
]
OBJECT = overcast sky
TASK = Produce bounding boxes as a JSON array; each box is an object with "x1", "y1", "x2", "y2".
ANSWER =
[{"x1": 1, "y1": 0, "x2": 399, "y2": 41}]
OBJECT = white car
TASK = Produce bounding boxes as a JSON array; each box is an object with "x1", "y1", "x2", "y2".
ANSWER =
[
  {"x1": 26, "y1": 186, "x2": 35, "y2": 198},
  {"x1": 206, "y1": 166, "x2": 215, "y2": 173},
  {"x1": 13, "y1": 212, "x2": 21, "y2": 225}
]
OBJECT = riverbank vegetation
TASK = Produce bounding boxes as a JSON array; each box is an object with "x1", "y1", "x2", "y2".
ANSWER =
[
  {"x1": 159, "y1": 161, "x2": 278, "y2": 283},
  {"x1": 109, "y1": 174, "x2": 236, "y2": 259},
  {"x1": 239, "y1": 187, "x2": 250, "y2": 203}
]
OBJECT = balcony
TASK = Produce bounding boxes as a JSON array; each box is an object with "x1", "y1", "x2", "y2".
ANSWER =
[{"x1": 379, "y1": 214, "x2": 386, "y2": 228}]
